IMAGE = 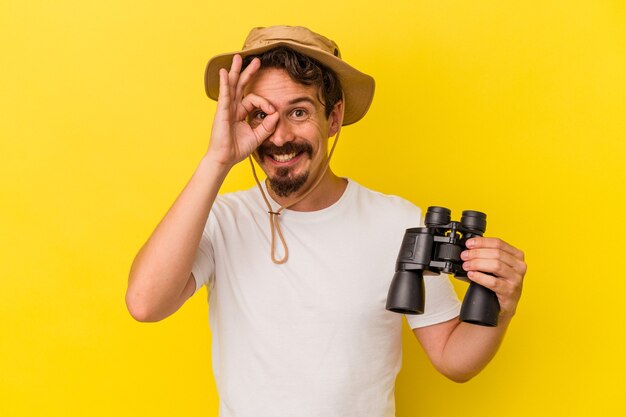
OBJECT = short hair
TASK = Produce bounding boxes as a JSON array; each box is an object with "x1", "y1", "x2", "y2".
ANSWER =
[{"x1": 242, "y1": 47, "x2": 343, "y2": 118}]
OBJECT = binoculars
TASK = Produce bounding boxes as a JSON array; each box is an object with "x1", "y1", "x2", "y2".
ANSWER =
[{"x1": 386, "y1": 206, "x2": 500, "y2": 327}]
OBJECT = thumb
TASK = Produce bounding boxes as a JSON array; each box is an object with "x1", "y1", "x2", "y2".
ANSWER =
[{"x1": 253, "y1": 112, "x2": 279, "y2": 143}]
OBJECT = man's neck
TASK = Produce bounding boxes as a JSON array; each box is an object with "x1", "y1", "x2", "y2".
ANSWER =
[{"x1": 267, "y1": 170, "x2": 348, "y2": 212}]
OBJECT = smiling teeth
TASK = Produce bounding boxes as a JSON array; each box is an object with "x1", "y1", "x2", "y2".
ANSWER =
[{"x1": 272, "y1": 152, "x2": 297, "y2": 162}]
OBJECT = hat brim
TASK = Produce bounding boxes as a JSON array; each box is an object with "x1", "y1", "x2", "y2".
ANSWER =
[{"x1": 204, "y1": 40, "x2": 375, "y2": 126}]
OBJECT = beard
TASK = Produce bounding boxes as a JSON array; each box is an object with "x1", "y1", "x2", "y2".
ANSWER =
[
  {"x1": 268, "y1": 168, "x2": 309, "y2": 197},
  {"x1": 257, "y1": 141, "x2": 315, "y2": 198}
]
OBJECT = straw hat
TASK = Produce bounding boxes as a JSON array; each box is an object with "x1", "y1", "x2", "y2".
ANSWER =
[{"x1": 204, "y1": 25, "x2": 375, "y2": 126}]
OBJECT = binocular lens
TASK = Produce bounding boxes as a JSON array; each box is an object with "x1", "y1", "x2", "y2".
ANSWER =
[
  {"x1": 461, "y1": 210, "x2": 487, "y2": 234},
  {"x1": 425, "y1": 206, "x2": 451, "y2": 227},
  {"x1": 460, "y1": 282, "x2": 500, "y2": 326},
  {"x1": 386, "y1": 270, "x2": 425, "y2": 314}
]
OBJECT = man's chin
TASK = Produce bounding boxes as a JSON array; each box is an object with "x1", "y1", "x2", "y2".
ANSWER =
[{"x1": 268, "y1": 173, "x2": 309, "y2": 198}]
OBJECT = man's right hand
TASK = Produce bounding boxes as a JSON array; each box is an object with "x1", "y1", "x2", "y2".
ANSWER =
[
  {"x1": 206, "y1": 54, "x2": 279, "y2": 168},
  {"x1": 126, "y1": 55, "x2": 277, "y2": 322}
]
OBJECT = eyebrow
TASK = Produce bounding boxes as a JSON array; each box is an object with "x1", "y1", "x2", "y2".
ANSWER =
[{"x1": 287, "y1": 96, "x2": 317, "y2": 106}]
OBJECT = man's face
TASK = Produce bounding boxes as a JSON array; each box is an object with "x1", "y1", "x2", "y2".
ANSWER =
[{"x1": 246, "y1": 68, "x2": 339, "y2": 198}]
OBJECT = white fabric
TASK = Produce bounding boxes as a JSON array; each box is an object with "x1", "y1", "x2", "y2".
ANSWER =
[{"x1": 192, "y1": 179, "x2": 460, "y2": 417}]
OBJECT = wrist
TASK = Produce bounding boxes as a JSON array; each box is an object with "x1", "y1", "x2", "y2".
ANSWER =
[
  {"x1": 497, "y1": 310, "x2": 515, "y2": 326},
  {"x1": 200, "y1": 152, "x2": 234, "y2": 172},
  {"x1": 196, "y1": 154, "x2": 232, "y2": 183}
]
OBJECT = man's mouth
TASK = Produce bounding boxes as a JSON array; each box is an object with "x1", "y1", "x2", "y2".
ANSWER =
[
  {"x1": 259, "y1": 142, "x2": 313, "y2": 164},
  {"x1": 271, "y1": 152, "x2": 298, "y2": 163}
]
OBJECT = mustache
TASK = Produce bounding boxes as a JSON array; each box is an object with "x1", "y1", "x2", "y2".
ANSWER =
[{"x1": 257, "y1": 142, "x2": 314, "y2": 158}]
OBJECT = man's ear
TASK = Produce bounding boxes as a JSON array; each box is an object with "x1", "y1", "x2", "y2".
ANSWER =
[{"x1": 328, "y1": 100, "x2": 344, "y2": 137}]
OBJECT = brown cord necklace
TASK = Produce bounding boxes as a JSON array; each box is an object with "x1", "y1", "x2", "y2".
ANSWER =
[{"x1": 248, "y1": 122, "x2": 342, "y2": 264}]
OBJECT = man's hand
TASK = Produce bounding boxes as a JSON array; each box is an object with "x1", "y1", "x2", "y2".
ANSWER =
[
  {"x1": 206, "y1": 54, "x2": 279, "y2": 168},
  {"x1": 461, "y1": 237, "x2": 527, "y2": 320},
  {"x1": 413, "y1": 237, "x2": 527, "y2": 382},
  {"x1": 127, "y1": 54, "x2": 279, "y2": 322}
]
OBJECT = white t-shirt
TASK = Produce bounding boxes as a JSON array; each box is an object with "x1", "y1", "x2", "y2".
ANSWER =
[{"x1": 192, "y1": 179, "x2": 460, "y2": 417}]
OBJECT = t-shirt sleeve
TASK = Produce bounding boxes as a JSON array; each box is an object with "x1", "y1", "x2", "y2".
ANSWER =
[
  {"x1": 405, "y1": 273, "x2": 461, "y2": 329},
  {"x1": 191, "y1": 226, "x2": 215, "y2": 295}
]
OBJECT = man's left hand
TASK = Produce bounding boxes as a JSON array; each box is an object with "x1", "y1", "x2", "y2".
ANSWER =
[{"x1": 461, "y1": 237, "x2": 527, "y2": 320}]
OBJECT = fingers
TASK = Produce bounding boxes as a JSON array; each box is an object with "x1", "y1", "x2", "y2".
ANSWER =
[
  {"x1": 468, "y1": 237, "x2": 528, "y2": 278},
  {"x1": 216, "y1": 54, "x2": 244, "y2": 107},
  {"x1": 462, "y1": 237, "x2": 527, "y2": 319},
  {"x1": 239, "y1": 93, "x2": 275, "y2": 121},
  {"x1": 466, "y1": 237, "x2": 525, "y2": 261},
  {"x1": 235, "y1": 57, "x2": 261, "y2": 102},
  {"x1": 227, "y1": 55, "x2": 261, "y2": 106},
  {"x1": 253, "y1": 112, "x2": 279, "y2": 143},
  {"x1": 465, "y1": 262, "x2": 524, "y2": 319},
  {"x1": 216, "y1": 56, "x2": 242, "y2": 118},
  {"x1": 461, "y1": 237, "x2": 527, "y2": 280},
  {"x1": 461, "y1": 242, "x2": 527, "y2": 280},
  {"x1": 217, "y1": 55, "x2": 265, "y2": 121},
  {"x1": 461, "y1": 248, "x2": 526, "y2": 275},
  {"x1": 217, "y1": 68, "x2": 231, "y2": 114},
  {"x1": 237, "y1": 93, "x2": 278, "y2": 143},
  {"x1": 239, "y1": 93, "x2": 278, "y2": 144},
  {"x1": 227, "y1": 54, "x2": 243, "y2": 94},
  {"x1": 462, "y1": 257, "x2": 519, "y2": 280},
  {"x1": 466, "y1": 271, "x2": 522, "y2": 301},
  {"x1": 240, "y1": 94, "x2": 279, "y2": 143},
  {"x1": 465, "y1": 271, "x2": 500, "y2": 291}
]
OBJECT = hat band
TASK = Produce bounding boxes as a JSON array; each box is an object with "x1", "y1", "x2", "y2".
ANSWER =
[{"x1": 243, "y1": 38, "x2": 339, "y2": 57}]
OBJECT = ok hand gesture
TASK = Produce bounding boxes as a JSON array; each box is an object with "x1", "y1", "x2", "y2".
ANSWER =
[{"x1": 206, "y1": 54, "x2": 279, "y2": 168}]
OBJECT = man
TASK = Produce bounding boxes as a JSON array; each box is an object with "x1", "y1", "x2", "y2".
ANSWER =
[{"x1": 126, "y1": 26, "x2": 527, "y2": 417}]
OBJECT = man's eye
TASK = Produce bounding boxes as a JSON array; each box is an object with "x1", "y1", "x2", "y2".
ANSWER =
[
  {"x1": 291, "y1": 109, "x2": 307, "y2": 118},
  {"x1": 255, "y1": 111, "x2": 268, "y2": 120}
]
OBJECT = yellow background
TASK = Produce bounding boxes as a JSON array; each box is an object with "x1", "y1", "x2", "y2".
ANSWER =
[{"x1": 2, "y1": 1, "x2": 625, "y2": 416}]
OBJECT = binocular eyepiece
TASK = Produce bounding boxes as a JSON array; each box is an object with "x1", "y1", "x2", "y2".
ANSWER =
[{"x1": 386, "y1": 206, "x2": 500, "y2": 327}]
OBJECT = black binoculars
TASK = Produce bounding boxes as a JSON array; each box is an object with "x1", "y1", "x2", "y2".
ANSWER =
[{"x1": 386, "y1": 206, "x2": 500, "y2": 327}]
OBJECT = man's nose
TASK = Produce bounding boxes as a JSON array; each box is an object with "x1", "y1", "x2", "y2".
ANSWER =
[{"x1": 268, "y1": 119, "x2": 295, "y2": 147}]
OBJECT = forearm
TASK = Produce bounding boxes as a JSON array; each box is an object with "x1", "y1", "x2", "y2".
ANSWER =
[
  {"x1": 415, "y1": 238, "x2": 526, "y2": 382},
  {"x1": 126, "y1": 155, "x2": 230, "y2": 321},
  {"x1": 438, "y1": 315, "x2": 513, "y2": 382}
]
